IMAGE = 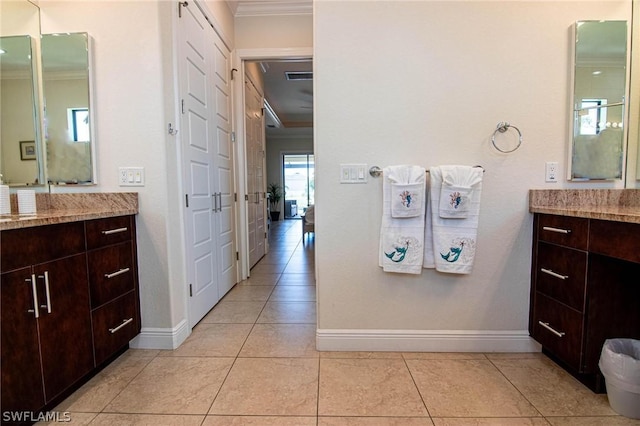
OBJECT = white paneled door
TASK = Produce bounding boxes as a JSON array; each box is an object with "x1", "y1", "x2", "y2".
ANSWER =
[
  {"x1": 245, "y1": 75, "x2": 266, "y2": 268},
  {"x1": 178, "y1": 2, "x2": 237, "y2": 328}
]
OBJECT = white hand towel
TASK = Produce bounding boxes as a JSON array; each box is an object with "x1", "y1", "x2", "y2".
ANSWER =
[
  {"x1": 439, "y1": 165, "x2": 483, "y2": 218},
  {"x1": 379, "y1": 165, "x2": 426, "y2": 274},
  {"x1": 424, "y1": 166, "x2": 483, "y2": 274}
]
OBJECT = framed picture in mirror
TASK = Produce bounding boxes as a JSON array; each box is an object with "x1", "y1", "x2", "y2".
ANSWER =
[{"x1": 20, "y1": 141, "x2": 36, "y2": 161}]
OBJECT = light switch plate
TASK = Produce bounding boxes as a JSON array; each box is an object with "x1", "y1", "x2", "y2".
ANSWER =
[
  {"x1": 119, "y1": 167, "x2": 145, "y2": 186},
  {"x1": 340, "y1": 164, "x2": 368, "y2": 184}
]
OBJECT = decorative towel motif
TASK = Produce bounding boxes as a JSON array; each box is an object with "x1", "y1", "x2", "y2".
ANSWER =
[
  {"x1": 439, "y1": 166, "x2": 483, "y2": 218},
  {"x1": 379, "y1": 165, "x2": 427, "y2": 274},
  {"x1": 424, "y1": 165, "x2": 483, "y2": 274}
]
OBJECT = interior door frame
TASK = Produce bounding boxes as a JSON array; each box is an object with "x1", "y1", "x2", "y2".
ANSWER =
[{"x1": 232, "y1": 48, "x2": 313, "y2": 281}]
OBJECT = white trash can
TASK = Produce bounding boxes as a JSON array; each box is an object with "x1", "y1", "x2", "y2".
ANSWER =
[{"x1": 599, "y1": 338, "x2": 640, "y2": 419}]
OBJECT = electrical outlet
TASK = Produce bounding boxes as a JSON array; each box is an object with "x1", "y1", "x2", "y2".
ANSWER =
[{"x1": 545, "y1": 162, "x2": 559, "y2": 182}]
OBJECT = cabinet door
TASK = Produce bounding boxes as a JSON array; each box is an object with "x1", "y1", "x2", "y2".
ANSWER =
[
  {"x1": 35, "y1": 254, "x2": 94, "y2": 401},
  {"x1": 1, "y1": 268, "x2": 46, "y2": 412}
]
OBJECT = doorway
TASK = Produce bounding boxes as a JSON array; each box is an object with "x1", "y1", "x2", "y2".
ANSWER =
[{"x1": 283, "y1": 153, "x2": 314, "y2": 218}]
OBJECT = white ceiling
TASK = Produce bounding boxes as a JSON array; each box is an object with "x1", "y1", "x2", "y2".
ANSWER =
[{"x1": 227, "y1": 0, "x2": 312, "y2": 17}]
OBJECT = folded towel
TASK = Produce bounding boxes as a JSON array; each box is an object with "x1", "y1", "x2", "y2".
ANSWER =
[
  {"x1": 439, "y1": 165, "x2": 483, "y2": 218},
  {"x1": 379, "y1": 165, "x2": 426, "y2": 274},
  {"x1": 424, "y1": 165, "x2": 483, "y2": 274}
]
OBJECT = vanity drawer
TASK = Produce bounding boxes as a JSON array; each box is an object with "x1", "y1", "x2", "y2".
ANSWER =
[
  {"x1": 533, "y1": 292, "x2": 584, "y2": 371},
  {"x1": 537, "y1": 215, "x2": 588, "y2": 250},
  {"x1": 85, "y1": 216, "x2": 133, "y2": 250},
  {"x1": 536, "y1": 242, "x2": 587, "y2": 312},
  {"x1": 92, "y1": 291, "x2": 138, "y2": 366},
  {"x1": 589, "y1": 219, "x2": 640, "y2": 264},
  {"x1": 88, "y1": 242, "x2": 135, "y2": 308},
  {"x1": 1, "y1": 222, "x2": 85, "y2": 272}
]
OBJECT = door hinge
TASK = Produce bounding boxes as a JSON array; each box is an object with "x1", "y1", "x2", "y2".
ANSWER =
[
  {"x1": 189, "y1": 283, "x2": 193, "y2": 297},
  {"x1": 185, "y1": 194, "x2": 189, "y2": 207},
  {"x1": 231, "y1": 131, "x2": 236, "y2": 143},
  {"x1": 181, "y1": 99, "x2": 185, "y2": 114},
  {"x1": 244, "y1": 194, "x2": 249, "y2": 201},
  {"x1": 261, "y1": 107, "x2": 265, "y2": 117},
  {"x1": 234, "y1": 193, "x2": 237, "y2": 202},
  {"x1": 264, "y1": 232, "x2": 267, "y2": 239},
  {"x1": 236, "y1": 251, "x2": 239, "y2": 261}
]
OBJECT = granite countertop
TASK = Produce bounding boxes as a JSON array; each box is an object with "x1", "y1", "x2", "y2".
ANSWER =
[
  {"x1": 529, "y1": 189, "x2": 640, "y2": 224},
  {"x1": 0, "y1": 193, "x2": 138, "y2": 231}
]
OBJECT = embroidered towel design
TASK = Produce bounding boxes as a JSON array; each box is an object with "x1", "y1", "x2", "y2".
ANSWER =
[
  {"x1": 391, "y1": 183, "x2": 423, "y2": 218},
  {"x1": 379, "y1": 165, "x2": 427, "y2": 274},
  {"x1": 439, "y1": 166, "x2": 482, "y2": 219},
  {"x1": 424, "y1": 165, "x2": 483, "y2": 274}
]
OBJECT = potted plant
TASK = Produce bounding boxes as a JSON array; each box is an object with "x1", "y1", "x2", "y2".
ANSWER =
[{"x1": 267, "y1": 182, "x2": 283, "y2": 221}]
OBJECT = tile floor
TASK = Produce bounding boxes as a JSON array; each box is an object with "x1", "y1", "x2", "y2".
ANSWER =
[{"x1": 44, "y1": 220, "x2": 640, "y2": 425}]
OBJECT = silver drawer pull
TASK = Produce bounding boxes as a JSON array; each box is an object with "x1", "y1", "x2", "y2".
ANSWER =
[
  {"x1": 104, "y1": 268, "x2": 130, "y2": 279},
  {"x1": 26, "y1": 274, "x2": 40, "y2": 318},
  {"x1": 101, "y1": 227, "x2": 128, "y2": 235},
  {"x1": 109, "y1": 317, "x2": 134, "y2": 334},
  {"x1": 542, "y1": 226, "x2": 571, "y2": 234},
  {"x1": 539, "y1": 321, "x2": 566, "y2": 337},
  {"x1": 540, "y1": 268, "x2": 568, "y2": 280}
]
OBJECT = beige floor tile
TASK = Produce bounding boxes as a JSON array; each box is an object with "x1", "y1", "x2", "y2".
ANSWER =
[
  {"x1": 239, "y1": 273, "x2": 281, "y2": 285},
  {"x1": 222, "y1": 285, "x2": 274, "y2": 301},
  {"x1": 239, "y1": 323, "x2": 319, "y2": 357},
  {"x1": 318, "y1": 358, "x2": 428, "y2": 417},
  {"x1": 319, "y1": 417, "x2": 433, "y2": 425},
  {"x1": 433, "y1": 419, "x2": 551, "y2": 426},
  {"x1": 105, "y1": 356, "x2": 233, "y2": 414},
  {"x1": 406, "y1": 359, "x2": 540, "y2": 418},
  {"x1": 269, "y1": 285, "x2": 316, "y2": 301},
  {"x1": 204, "y1": 416, "x2": 317, "y2": 425},
  {"x1": 546, "y1": 416, "x2": 640, "y2": 425},
  {"x1": 87, "y1": 413, "x2": 205, "y2": 425},
  {"x1": 158, "y1": 323, "x2": 253, "y2": 357},
  {"x1": 250, "y1": 262, "x2": 286, "y2": 274},
  {"x1": 283, "y1": 263, "x2": 315, "y2": 274},
  {"x1": 320, "y1": 351, "x2": 404, "y2": 359},
  {"x1": 277, "y1": 273, "x2": 315, "y2": 285},
  {"x1": 209, "y1": 358, "x2": 319, "y2": 416},
  {"x1": 200, "y1": 300, "x2": 266, "y2": 323},
  {"x1": 36, "y1": 412, "x2": 97, "y2": 425},
  {"x1": 485, "y1": 352, "x2": 546, "y2": 360},
  {"x1": 403, "y1": 352, "x2": 488, "y2": 360},
  {"x1": 257, "y1": 301, "x2": 316, "y2": 323},
  {"x1": 491, "y1": 357, "x2": 616, "y2": 417},
  {"x1": 54, "y1": 351, "x2": 154, "y2": 412}
]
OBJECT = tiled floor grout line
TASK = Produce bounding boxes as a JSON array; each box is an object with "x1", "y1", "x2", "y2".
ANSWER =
[{"x1": 402, "y1": 355, "x2": 434, "y2": 420}]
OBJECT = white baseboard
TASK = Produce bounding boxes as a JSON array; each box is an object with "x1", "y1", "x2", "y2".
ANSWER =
[
  {"x1": 129, "y1": 319, "x2": 190, "y2": 350},
  {"x1": 316, "y1": 329, "x2": 541, "y2": 353}
]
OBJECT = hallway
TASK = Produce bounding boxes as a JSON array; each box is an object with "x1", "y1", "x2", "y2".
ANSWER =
[{"x1": 45, "y1": 220, "x2": 637, "y2": 425}]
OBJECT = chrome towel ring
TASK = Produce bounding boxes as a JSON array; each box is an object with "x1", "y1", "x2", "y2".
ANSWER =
[{"x1": 491, "y1": 121, "x2": 522, "y2": 153}]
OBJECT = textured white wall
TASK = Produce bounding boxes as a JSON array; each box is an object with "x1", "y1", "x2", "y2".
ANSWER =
[{"x1": 314, "y1": 1, "x2": 630, "y2": 347}]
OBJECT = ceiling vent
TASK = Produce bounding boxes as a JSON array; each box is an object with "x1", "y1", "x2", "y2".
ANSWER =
[{"x1": 285, "y1": 71, "x2": 313, "y2": 81}]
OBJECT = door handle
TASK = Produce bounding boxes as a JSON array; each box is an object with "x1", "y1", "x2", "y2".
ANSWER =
[
  {"x1": 38, "y1": 271, "x2": 52, "y2": 314},
  {"x1": 26, "y1": 274, "x2": 40, "y2": 318}
]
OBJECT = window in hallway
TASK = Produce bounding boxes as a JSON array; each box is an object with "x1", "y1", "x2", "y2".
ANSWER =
[{"x1": 283, "y1": 153, "x2": 314, "y2": 218}]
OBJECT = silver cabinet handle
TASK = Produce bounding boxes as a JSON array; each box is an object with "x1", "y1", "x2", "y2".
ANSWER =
[
  {"x1": 539, "y1": 321, "x2": 565, "y2": 337},
  {"x1": 540, "y1": 268, "x2": 568, "y2": 280},
  {"x1": 218, "y1": 192, "x2": 223, "y2": 210},
  {"x1": 102, "y1": 227, "x2": 128, "y2": 235},
  {"x1": 109, "y1": 317, "x2": 134, "y2": 334},
  {"x1": 212, "y1": 194, "x2": 217, "y2": 212},
  {"x1": 39, "y1": 271, "x2": 52, "y2": 314},
  {"x1": 104, "y1": 267, "x2": 130, "y2": 279},
  {"x1": 542, "y1": 226, "x2": 571, "y2": 234},
  {"x1": 26, "y1": 274, "x2": 40, "y2": 318}
]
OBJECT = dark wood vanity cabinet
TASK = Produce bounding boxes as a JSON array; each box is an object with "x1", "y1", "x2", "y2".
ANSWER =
[
  {"x1": 0, "y1": 216, "x2": 140, "y2": 420},
  {"x1": 530, "y1": 213, "x2": 640, "y2": 392}
]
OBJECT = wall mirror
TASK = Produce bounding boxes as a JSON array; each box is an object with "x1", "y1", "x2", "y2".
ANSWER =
[
  {"x1": 42, "y1": 32, "x2": 96, "y2": 185},
  {"x1": 0, "y1": 0, "x2": 44, "y2": 186},
  {"x1": 569, "y1": 20, "x2": 629, "y2": 181}
]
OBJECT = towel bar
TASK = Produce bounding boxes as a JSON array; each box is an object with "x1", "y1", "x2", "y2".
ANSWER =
[{"x1": 369, "y1": 165, "x2": 484, "y2": 178}]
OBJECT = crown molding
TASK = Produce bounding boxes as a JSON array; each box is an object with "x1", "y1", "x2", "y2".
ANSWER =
[{"x1": 231, "y1": 0, "x2": 312, "y2": 17}]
